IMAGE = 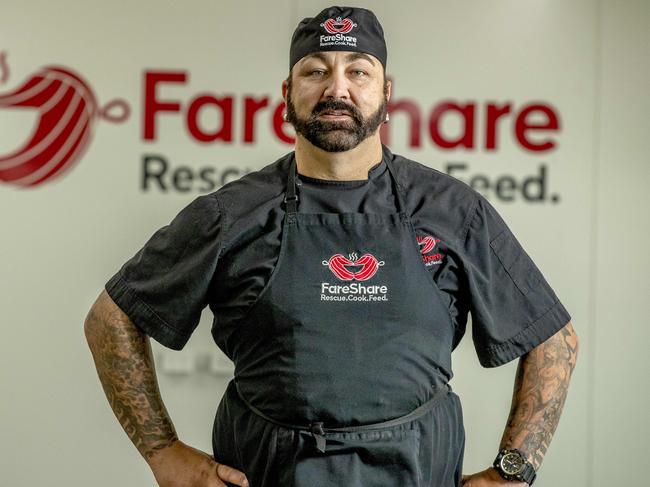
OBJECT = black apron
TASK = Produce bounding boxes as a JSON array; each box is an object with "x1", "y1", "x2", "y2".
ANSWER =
[{"x1": 213, "y1": 154, "x2": 465, "y2": 487}]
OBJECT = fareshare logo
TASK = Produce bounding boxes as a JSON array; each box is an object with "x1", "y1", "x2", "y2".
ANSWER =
[
  {"x1": 0, "y1": 51, "x2": 129, "y2": 188},
  {"x1": 322, "y1": 252, "x2": 384, "y2": 281},
  {"x1": 321, "y1": 252, "x2": 388, "y2": 302},
  {"x1": 321, "y1": 17, "x2": 357, "y2": 34},
  {"x1": 1, "y1": 50, "x2": 567, "y2": 201},
  {"x1": 417, "y1": 234, "x2": 444, "y2": 266},
  {"x1": 320, "y1": 17, "x2": 357, "y2": 48}
]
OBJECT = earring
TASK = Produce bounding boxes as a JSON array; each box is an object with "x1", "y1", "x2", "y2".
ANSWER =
[
  {"x1": 384, "y1": 112, "x2": 390, "y2": 123},
  {"x1": 283, "y1": 111, "x2": 288, "y2": 122}
]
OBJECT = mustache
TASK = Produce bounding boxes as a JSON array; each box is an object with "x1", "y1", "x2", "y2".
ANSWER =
[{"x1": 311, "y1": 100, "x2": 362, "y2": 122}]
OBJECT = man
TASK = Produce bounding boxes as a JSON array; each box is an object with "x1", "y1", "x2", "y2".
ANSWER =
[{"x1": 84, "y1": 6, "x2": 578, "y2": 487}]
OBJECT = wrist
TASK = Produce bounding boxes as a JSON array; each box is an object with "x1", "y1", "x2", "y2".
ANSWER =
[
  {"x1": 492, "y1": 448, "x2": 537, "y2": 485},
  {"x1": 145, "y1": 437, "x2": 181, "y2": 470},
  {"x1": 486, "y1": 467, "x2": 526, "y2": 484}
]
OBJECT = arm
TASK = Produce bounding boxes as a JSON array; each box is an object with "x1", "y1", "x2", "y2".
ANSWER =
[
  {"x1": 499, "y1": 320, "x2": 579, "y2": 469},
  {"x1": 83, "y1": 289, "x2": 178, "y2": 462},
  {"x1": 462, "y1": 321, "x2": 579, "y2": 486},
  {"x1": 84, "y1": 290, "x2": 249, "y2": 487}
]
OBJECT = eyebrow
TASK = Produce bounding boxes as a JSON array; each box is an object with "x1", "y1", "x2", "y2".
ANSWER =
[
  {"x1": 344, "y1": 52, "x2": 376, "y2": 65},
  {"x1": 303, "y1": 52, "x2": 376, "y2": 66}
]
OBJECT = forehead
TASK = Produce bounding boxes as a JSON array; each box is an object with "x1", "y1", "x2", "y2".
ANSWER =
[{"x1": 298, "y1": 51, "x2": 379, "y2": 67}]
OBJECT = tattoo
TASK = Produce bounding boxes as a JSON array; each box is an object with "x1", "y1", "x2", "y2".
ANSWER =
[
  {"x1": 85, "y1": 291, "x2": 178, "y2": 461},
  {"x1": 499, "y1": 322, "x2": 578, "y2": 470}
]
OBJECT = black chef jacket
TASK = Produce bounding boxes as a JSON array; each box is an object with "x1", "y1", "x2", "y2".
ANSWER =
[{"x1": 105, "y1": 145, "x2": 571, "y2": 370}]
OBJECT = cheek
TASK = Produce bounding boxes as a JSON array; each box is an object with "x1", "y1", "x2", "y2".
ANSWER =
[
  {"x1": 354, "y1": 83, "x2": 384, "y2": 107},
  {"x1": 358, "y1": 93, "x2": 384, "y2": 114},
  {"x1": 292, "y1": 91, "x2": 321, "y2": 113}
]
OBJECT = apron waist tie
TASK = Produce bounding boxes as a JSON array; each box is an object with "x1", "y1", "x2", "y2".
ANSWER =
[{"x1": 234, "y1": 381, "x2": 452, "y2": 453}]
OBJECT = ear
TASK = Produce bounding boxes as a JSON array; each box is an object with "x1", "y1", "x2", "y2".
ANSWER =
[
  {"x1": 282, "y1": 79, "x2": 289, "y2": 103},
  {"x1": 385, "y1": 77, "x2": 392, "y2": 103}
]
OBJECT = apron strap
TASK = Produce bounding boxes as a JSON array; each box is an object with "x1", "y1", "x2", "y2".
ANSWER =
[
  {"x1": 284, "y1": 155, "x2": 299, "y2": 214},
  {"x1": 234, "y1": 379, "x2": 451, "y2": 453}
]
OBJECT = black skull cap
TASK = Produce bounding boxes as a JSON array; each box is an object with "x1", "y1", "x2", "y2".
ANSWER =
[{"x1": 289, "y1": 6, "x2": 387, "y2": 71}]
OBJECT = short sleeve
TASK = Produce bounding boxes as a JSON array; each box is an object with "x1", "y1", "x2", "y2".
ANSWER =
[
  {"x1": 104, "y1": 194, "x2": 224, "y2": 350},
  {"x1": 461, "y1": 195, "x2": 571, "y2": 367}
]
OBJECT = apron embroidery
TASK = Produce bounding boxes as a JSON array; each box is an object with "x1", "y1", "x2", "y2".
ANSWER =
[
  {"x1": 322, "y1": 252, "x2": 385, "y2": 281},
  {"x1": 417, "y1": 234, "x2": 444, "y2": 266}
]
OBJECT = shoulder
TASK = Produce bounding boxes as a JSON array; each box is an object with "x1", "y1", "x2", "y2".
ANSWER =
[
  {"x1": 203, "y1": 151, "x2": 291, "y2": 241},
  {"x1": 385, "y1": 146, "x2": 481, "y2": 244},
  {"x1": 210, "y1": 151, "x2": 290, "y2": 211}
]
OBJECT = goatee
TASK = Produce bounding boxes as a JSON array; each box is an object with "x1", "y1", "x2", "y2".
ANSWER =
[{"x1": 286, "y1": 89, "x2": 388, "y2": 153}]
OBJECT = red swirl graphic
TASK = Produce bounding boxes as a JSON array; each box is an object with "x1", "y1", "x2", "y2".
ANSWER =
[
  {"x1": 322, "y1": 17, "x2": 356, "y2": 34},
  {"x1": 417, "y1": 235, "x2": 440, "y2": 254},
  {"x1": 323, "y1": 253, "x2": 384, "y2": 281},
  {"x1": 0, "y1": 52, "x2": 130, "y2": 188}
]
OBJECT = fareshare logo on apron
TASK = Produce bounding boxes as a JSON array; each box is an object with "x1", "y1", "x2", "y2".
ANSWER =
[{"x1": 321, "y1": 252, "x2": 388, "y2": 302}]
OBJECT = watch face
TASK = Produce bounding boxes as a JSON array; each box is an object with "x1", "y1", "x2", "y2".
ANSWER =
[{"x1": 500, "y1": 452, "x2": 525, "y2": 475}]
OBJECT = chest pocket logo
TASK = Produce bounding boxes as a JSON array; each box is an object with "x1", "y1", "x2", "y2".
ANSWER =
[
  {"x1": 322, "y1": 252, "x2": 385, "y2": 281},
  {"x1": 417, "y1": 234, "x2": 444, "y2": 266}
]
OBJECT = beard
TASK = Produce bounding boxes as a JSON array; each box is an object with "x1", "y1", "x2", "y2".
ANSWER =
[{"x1": 285, "y1": 85, "x2": 388, "y2": 153}]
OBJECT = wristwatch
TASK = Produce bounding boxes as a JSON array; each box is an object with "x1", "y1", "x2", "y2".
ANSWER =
[{"x1": 492, "y1": 448, "x2": 537, "y2": 485}]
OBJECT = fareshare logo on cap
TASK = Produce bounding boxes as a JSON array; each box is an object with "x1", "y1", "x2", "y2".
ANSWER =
[
  {"x1": 320, "y1": 251, "x2": 388, "y2": 302},
  {"x1": 320, "y1": 16, "x2": 358, "y2": 48}
]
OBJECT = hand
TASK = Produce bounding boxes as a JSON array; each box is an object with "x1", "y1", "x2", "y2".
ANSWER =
[
  {"x1": 147, "y1": 439, "x2": 250, "y2": 487},
  {"x1": 461, "y1": 467, "x2": 528, "y2": 486}
]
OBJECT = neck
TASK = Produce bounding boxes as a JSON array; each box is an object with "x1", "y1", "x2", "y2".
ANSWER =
[{"x1": 294, "y1": 134, "x2": 383, "y2": 180}]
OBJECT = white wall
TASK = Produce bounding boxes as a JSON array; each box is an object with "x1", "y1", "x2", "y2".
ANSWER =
[
  {"x1": 0, "y1": 1, "x2": 648, "y2": 485},
  {"x1": 591, "y1": 1, "x2": 650, "y2": 484}
]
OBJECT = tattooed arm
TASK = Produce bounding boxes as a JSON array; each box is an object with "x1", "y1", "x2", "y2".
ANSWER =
[
  {"x1": 499, "y1": 321, "x2": 579, "y2": 470},
  {"x1": 84, "y1": 290, "x2": 249, "y2": 487},
  {"x1": 461, "y1": 321, "x2": 579, "y2": 486},
  {"x1": 83, "y1": 289, "x2": 178, "y2": 462}
]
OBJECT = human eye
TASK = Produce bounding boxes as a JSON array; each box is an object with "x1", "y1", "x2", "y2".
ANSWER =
[{"x1": 310, "y1": 69, "x2": 326, "y2": 76}]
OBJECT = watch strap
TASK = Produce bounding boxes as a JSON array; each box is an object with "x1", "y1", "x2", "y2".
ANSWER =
[{"x1": 520, "y1": 462, "x2": 537, "y2": 485}]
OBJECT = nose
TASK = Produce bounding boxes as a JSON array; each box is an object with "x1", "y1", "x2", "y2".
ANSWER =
[{"x1": 322, "y1": 69, "x2": 350, "y2": 100}]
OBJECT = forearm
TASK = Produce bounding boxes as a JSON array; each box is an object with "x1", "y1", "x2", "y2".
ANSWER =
[
  {"x1": 498, "y1": 322, "x2": 579, "y2": 471},
  {"x1": 84, "y1": 290, "x2": 178, "y2": 464}
]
